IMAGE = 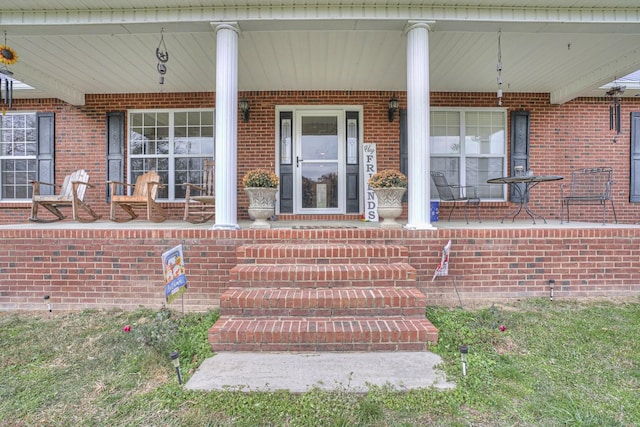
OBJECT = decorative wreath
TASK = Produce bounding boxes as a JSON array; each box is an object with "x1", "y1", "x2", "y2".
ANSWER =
[{"x1": 0, "y1": 45, "x2": 17, "y2": 65}]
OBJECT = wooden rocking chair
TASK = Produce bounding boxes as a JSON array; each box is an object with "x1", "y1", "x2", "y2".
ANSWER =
[
  {"x1": 182, "y1": 159, "x2": 215, "y2": 223},
  {"x1": 29, "y1": 169, "x2": 100, "y2": 223},
  {"x1": 108, "y1": 170, "x2": 167, "y2": 222}
]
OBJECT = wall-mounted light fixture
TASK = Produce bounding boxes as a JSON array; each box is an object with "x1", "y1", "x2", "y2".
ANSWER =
[
  {"x1": 388, "y1": 96, "x2": 399, "y2": 122},
  {"x1": 170, "y1": 350, "x2": 183, "y2": 384},
  {"x1": 239, "y1": 98, "x2": 250, "y2": 122}
]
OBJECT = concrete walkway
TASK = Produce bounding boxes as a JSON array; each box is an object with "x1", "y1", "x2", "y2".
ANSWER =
[{"x1": 185, "y1": 351, "x2": 455, "y2": 393}]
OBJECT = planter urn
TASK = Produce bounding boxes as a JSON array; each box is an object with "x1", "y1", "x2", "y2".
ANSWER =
[
  {"x1": 373, "y1": 187, "x2": 406, "y2": 229},
  {"x1": 245, "y1": 187, "x2": 278, "y2": 229}
]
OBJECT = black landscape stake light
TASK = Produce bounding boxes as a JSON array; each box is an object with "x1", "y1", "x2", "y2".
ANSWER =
[
  {"x1": 170, "y1": 350, "x2": 183, "y2": 385},
  {"x1": 44, "y1": 295, "x2": 51, "y2": 312},
  {"x1": 460, "y1": 345, "x2": 468, "y2": 376},
  {"x1": 549, "y1": 279, "x2": 555, "y2": 301}
]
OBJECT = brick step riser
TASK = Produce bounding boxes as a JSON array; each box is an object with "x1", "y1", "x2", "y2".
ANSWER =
[
  {"x1": 228, "y1": 279, "x2": 418, "y2": 288},
  {"x1": 240, "y1": 257, "x2": 408, "y2": 265},
  {"x1": 211, "y1": 342, "x2": 429, "y2": 352},
  {"x1": 220, "y1": 289, "x2": 427, "y2": 314},
  {"x1": 209, "y1": 316, "x2": 437, "y2": 345},
  {"x1": 237, "y1": 244, "x2": 408, "y2": 265},
  {"x1": 209, "y1": 318, "x2": 438, "y2": 353},
  {"x1": 230, "y1": 265, "x2": 416, "y2": 285},
  {"x1": 222, "y1": 307, "x2": 427, "y2": 317}
]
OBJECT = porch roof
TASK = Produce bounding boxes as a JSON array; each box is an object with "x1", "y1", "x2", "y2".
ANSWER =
[{"x1": 1, "y1": 1, "x2": 639, "y2": 106}]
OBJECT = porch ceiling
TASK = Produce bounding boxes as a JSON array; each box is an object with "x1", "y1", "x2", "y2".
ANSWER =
[{"x1": 1, "y1": 1, "x2": 639, "y2": 105}]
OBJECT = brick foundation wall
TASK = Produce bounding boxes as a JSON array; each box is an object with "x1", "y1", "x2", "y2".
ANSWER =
[
  {"x1": 1, "y1": 91, "x2": 639, "y2": 224},
  {"x1": 1, "y1": 227, "x2": 638, "y2": 311}
]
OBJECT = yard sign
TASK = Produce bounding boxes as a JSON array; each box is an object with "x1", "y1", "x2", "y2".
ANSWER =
[{"x1": 162, "y1": 244, "x2": 188, "y2": 303}]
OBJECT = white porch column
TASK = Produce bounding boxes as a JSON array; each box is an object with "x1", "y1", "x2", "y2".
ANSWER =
[
  {"x1": 212, "y1": 22, "x2": 240, "y2": 229},
  {"x1": 405, "y1": 21, "x2": 436, "y2": 230}
]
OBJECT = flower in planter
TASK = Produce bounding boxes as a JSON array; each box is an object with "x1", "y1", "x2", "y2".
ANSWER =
[
  {"x1": 368, "y1": 169, "x2": 408, "y2": 188},
  {"x1": 242, "y1": 168, "x2": 279, "y2": 188}
]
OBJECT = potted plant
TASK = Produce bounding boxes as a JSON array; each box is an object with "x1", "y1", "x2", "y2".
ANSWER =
[
  {"x1": 368, "y1": 169, "x2": 407, "y2": 228},
  {"x1": 243, "y1": 168, "x2": 279, "y2": 229}
]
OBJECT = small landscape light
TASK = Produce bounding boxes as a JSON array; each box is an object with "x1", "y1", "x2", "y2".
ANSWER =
[
  {"x1": 460, "y1": 345, "x2": 468, "y2": 376},
  {"x1": 549, "y1": 279, "x2": 555, "y2": 301},
  {"x1": 44, "y1": 295, "x2": 51, "y2": 312},
  {"x1": 170, "y1": 350, "x2": 183, "y2": 385}
]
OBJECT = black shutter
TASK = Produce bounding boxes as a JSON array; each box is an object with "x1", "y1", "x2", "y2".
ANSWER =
[
  {"x1": 279, "y1": 111, "x2": 293, "y2": 213},
  {"x1": 346, "y1": 111, "x2": 360, "y2": 213},
  {"x1": 36, "y1": 112, "x2": 55, "y2": 195},
  {"x1": 106, "y1": 111, "x2": 125, "y2": 201},
  {"x1": 510, "y1": 111, "x2": 530, "y2": 203},
  {"x1": 630, "y1": 112, "x2": 640, "y2": 203}
]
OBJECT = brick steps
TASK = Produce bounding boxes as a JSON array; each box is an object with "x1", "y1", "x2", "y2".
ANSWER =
[
  {"x1": 209, "y1": 317, "x2": 438, "y2": 352},
  {"x1": 220, "y1": 287, "x2": 427, "y2": 317},
  {"x1": 209, "y1": 242, "x2": 438, "y2": 353}
]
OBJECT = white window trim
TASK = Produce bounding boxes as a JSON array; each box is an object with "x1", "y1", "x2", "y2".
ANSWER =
[
  {"x1": 431, "y1": 107, "x2": 508, "y2": 202},
  {"x1": 127, "y1": 108, "x2": 215, "y2": 201}
]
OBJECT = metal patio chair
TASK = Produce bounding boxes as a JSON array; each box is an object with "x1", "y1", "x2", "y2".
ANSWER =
[{"x1": 430, "y1": 171, "x2": 481, "y2": 224}]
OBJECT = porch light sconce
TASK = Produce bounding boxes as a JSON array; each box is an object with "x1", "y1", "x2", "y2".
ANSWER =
[
  {"x1": 239, "y1": 98, "x2": 250, "y2": 122},
  {"x1": 388, "y1": 96, "x2": 399, "y2": 122},
  {"x1": 170, "y1": 350, "x2": 183, "y2": 385}
]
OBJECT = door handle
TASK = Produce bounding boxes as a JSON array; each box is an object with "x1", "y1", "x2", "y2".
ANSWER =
[{"x1": 296, "y1": 156, "x2": 303, "y2": 167}]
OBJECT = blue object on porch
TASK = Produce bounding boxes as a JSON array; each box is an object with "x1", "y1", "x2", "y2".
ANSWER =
[{"x1": 430, "y1": 201, "x2": 439, "y2": 222}]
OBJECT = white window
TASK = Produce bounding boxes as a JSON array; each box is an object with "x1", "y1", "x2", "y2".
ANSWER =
[
  {"x1": 430, "y1": 109, "x2": 507, "y2": 200},
  {"x1": 0, "y1": 113, "x2": 37, "y2": 200},
  {"x1": 128, "y1": 109, "x2": 214, "y2": 200}
]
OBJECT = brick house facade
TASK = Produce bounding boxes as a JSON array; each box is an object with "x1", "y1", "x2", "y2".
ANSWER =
[
  {"x1": 0, "y1": 90, "x2": 639, "y2": 312},
  {"x1": 1, "y1": 90, "x2": 638, "y2": 224}
]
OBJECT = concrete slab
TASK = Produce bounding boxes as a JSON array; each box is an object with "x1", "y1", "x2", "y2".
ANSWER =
[{"x1": 185, "y1": 352, "x2": 455, "y2": 393}]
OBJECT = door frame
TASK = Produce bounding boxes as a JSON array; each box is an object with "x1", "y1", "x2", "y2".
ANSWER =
[{"x1": 275, "y1": 105, "x2": 364, "y2": 215}]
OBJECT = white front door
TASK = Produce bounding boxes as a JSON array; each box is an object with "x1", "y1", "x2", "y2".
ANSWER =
[{"x1": 294, "y1": 110, "x2": 345, "y2": 213}]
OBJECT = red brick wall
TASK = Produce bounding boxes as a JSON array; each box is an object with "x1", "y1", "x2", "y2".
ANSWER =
[
  {"x1": 1, "y1": 91, "x2": 639, "y2": 224},
  {"x1": 1, "y1": 227, "x2": 638, "y2": 311}
]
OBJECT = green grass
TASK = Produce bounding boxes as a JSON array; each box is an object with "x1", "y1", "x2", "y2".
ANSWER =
[{"x1": 1, "y1": 299, "x2": 638, "y2": 426}]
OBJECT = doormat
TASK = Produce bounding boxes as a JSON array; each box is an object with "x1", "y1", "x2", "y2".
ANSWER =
[{"x1": 292, "y1": 225, "x2": 357, "y2": 229}]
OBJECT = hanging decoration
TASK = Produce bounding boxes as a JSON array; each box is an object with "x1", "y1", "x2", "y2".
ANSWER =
[
  {"x1": 0, "y1": 31, "x2": 18, "y2": 111},
  {"x1": 156, "y1": 28, "x2": 169, "y2": 85},
  {"x1": 496, "y1": 29, "x2": 503, "y2": 106},
  {"x1": 606, "y1": 85, "x2": 625, "y2": 135}
]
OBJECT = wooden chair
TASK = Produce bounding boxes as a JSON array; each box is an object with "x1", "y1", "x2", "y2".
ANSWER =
[
  {"x1": 182, "y1": 159, "x2": 215, "y2": 223},
  {"x1": 108, "y1": 170, "x2": 167, "y2": 222},
  {"x1": 29, "y1": 169, "x2": 100, "y2": 223},
  {"x1": 430, "y1": 171, "x2": 481, "y2": 224}
]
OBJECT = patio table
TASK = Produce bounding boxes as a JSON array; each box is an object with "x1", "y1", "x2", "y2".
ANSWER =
[{"x1": 487, "y1": 175, "x2": 563, "y2": 224}]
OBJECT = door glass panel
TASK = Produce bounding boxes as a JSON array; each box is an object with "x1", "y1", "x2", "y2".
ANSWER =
[
  {"x1": 301, "y1": 163, "x2": 338, "y2": 208},
  {"x1": 301, "y1": 116, "x2": 338, "y2": 160}
]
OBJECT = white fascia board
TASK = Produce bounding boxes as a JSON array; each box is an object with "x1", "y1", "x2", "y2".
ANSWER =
[
  {"x1": 550, "y1": 47, "x2": 640, "y2": 104},
  {"x1": 1, "y1": 5, "x2": 640, "y2": 27},
  {"x1": 12, "y1": 62, "x2": 85, "y2": 106}
]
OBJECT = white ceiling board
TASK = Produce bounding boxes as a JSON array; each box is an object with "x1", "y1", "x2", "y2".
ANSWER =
[{"x1": 0, "y1": 2, "x2": 637, "y2": 104}]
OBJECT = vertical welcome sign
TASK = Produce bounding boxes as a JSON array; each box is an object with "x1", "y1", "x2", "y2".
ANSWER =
[
  {"x1": 162, "y1": 244, "x2": 188, "y2": 304},
  {"x1": 363, "y1": 143, "x2": 378, "y2": 222}
]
